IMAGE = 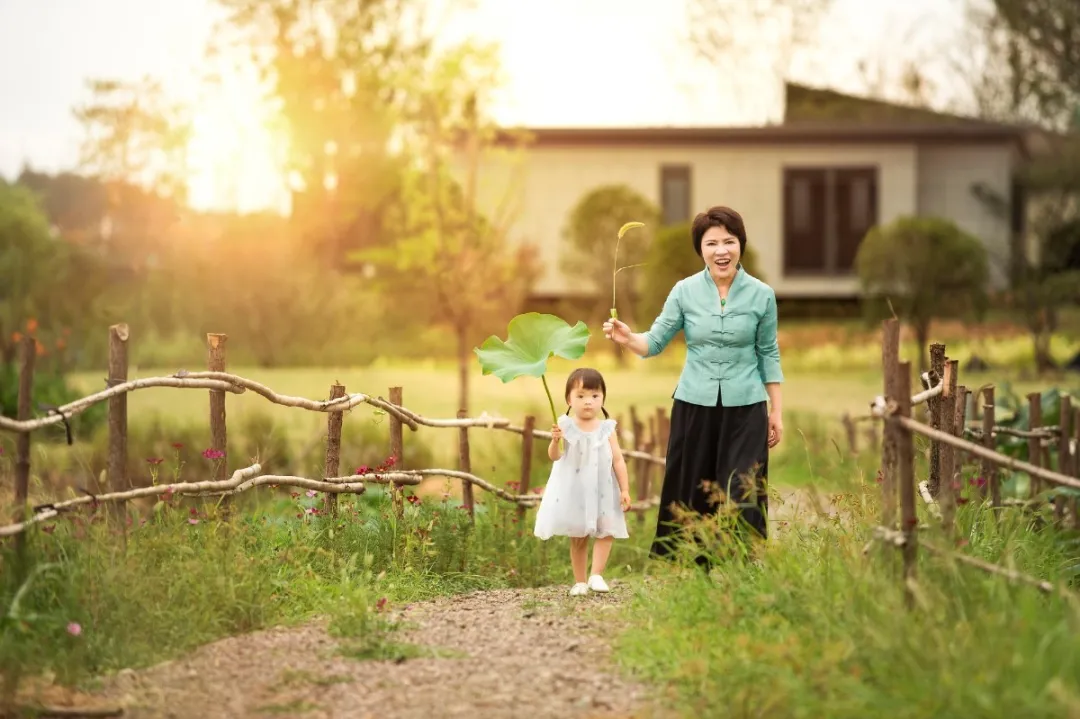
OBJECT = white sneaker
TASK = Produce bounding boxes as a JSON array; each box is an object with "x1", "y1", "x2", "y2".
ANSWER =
[
  {"x1": 587, "y1": 575, "x2": 610, "y2": 593},
  {"x1": 569, "y1": 582, "x2": 589, "y2": 597}
]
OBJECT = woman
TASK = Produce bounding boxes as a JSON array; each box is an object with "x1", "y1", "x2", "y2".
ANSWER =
[{"x1": 602, "y1": 205, "x2": 784, "y2": 560}]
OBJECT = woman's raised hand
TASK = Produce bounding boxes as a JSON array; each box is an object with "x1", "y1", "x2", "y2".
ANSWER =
[{"x1": 602, "y1": 318, "x2": 632, "y2": 345}]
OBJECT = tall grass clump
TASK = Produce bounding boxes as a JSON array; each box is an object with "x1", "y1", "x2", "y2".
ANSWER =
[{"x1": 614, "y1": 484, "x2": 1080, "y2": 719}]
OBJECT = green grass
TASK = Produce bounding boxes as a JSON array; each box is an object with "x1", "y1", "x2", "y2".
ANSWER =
[
  {"x1": 614, "y1": 487, "x2": 1080, "y2": 719},
  {"x1": 0, "y1": 408, "x2": 858, "y2": 689},
  {"x1": 2, "y1": 419, "x2": 1078, "y2": 715},
  {"x1": 5, "y1": 319, "x2": 1080, "y2": 710},
  {"x1": 0, "y1": 483, "x2": 656, "y2": 689}
]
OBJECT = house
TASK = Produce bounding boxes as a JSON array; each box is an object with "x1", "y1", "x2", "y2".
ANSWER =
[{"x1": 481, "y1": 82, "x2": 1038, "y2": 307}]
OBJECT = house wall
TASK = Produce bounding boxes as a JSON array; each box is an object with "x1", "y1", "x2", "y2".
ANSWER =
[
  {"x1": 916, "y1": 144, "x2": 1016, "y2": 289},
  {"x1": 469, "y1": 142, "x2": 919, "y2": 300}
]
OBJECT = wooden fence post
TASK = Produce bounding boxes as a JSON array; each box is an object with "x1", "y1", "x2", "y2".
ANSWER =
[
  {"x1": 13, "y1": 335, "x2": 36, "y2": 574},
  {"x1": 637, "y1": 436, "x2": 654, "y2": 528},
  {"x1": 842, "y1": 413, "x2": 858, "y2": 454},
  {"x1": 458, "y1": 409, "x2": 475, "y2": 518},
  {"x1": 880, "y1": 318, "x2": 901, "y2": 529},
  {"x1": 629, "y1": 406, "x2": 645, "y2": 526},
  {"x1": 955, "y1": 386, "x2": 970, "y2": 468},
  {"x1": 927, "y1": 343, "x2": 946, "y2": 496},
  {"x1": 517, "y1": 415, "x2": 536, "y2": 526},
  {"x1": 939, "y1": 359, "x2": 959, "y2": 535},
  {"x1": 982, "y1": 387, "x2": 999, "y2": 509},
  {"x1": 1027, "y1": 392, "x2": 1042, "y2": 502},
  {"x1": 655, "y1": 407, "x2": 669, "y2": 457},
  {"x1": 389, "y1": 386, "x2": 404, "y2": 518},
  {"x1": 107, "y1": 324, "x2": 130, "y2": 535},
  {"x1": 864, "y1": 423, "x2": 879, "y2": 453},
  {"x1": 1054, "y1": 395, "x2": 1072, "y2": 525},
  {"x1": 1072, "y1": 406, "x2": 1080, "y2": 527},
  {"x1": 896, "y1": 360, "x2": 918, "y2": 608},
  {"x1": 323, "y1": 383, "x2": 346, "y2": 518},
  {"x1": 207, "y1": 333, "x2": 228, "y2": 483},
  {"x1": 107, "y1": 323, "x2": 129, "y2": 490}
]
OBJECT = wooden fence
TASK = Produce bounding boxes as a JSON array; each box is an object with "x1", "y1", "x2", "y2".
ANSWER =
[
  {"x1": 0, "y1": 327, "x2": 671, "y2": 539},
  {"x1": 867, "y1": 318, "x2": 1079, "y2": 605}
]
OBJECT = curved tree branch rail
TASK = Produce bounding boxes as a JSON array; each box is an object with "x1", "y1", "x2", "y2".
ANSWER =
[
  {"x1": 0, "y1": 463, "x2": 659, "y2": 538},
  {"x1": 871, "y1": 399, "x2": 1080, "y2": 492},
  {"x1": 0, "y1": 371, "x2": 666, "y2": 465}
]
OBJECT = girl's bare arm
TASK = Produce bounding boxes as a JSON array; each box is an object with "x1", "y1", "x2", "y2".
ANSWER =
[
  {"x1": 548, "y1": 425, "x2": 563, "y2": 461},
  {"x1": 608, "y1": 431, "x2": 631, "y2": 499}
]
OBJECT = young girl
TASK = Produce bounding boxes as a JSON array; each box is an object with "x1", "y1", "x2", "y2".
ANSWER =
[{"x1": 534, "y1": 367, "x2": 633, "y2": 596}]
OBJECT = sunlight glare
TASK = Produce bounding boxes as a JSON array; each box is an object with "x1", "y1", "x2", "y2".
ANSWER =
[{"x1": 185, "y1": 65, "x2": 290, "y2": 215}]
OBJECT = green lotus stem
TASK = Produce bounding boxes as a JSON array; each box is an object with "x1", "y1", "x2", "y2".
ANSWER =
[
  {"x1": 541, "y1": 374, "x2": 563, "y2": 450},
  {"x1": 541, "y1": 374, "x2": 557, "y2": 427}
]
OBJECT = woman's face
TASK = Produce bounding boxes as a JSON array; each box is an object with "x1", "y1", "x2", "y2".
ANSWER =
[{"x1": 701, "y1": 225, "x2": 741, "y2": 282}]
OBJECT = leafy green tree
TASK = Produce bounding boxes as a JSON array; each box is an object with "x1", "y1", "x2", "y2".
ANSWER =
[
  {"x1": 1005, "y1": 144, "x2": 1080, "y2": 371},
  {"x1": 0, "y1": 182, "x2": 68, "y2": 365},
  {"x1": 360, "y1": 45, "x2": 539, "y2": 413},
  {"x1": 856, "y1": 216, "x2": 990, "y2": 370},
  {"x1": 957, "y1": 0, "x2": 1080, "y2": 371},
  {"x1": 0, "y1": 181, "x2": 109, "y2": 372},
  {"x1": 212, "y1": 0, "x2": 436, "y2": 267}
]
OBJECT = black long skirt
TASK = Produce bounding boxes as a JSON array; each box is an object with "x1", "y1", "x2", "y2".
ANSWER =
[{"x1": 649, "y1": 386, "x2": 769, "y2": 560}]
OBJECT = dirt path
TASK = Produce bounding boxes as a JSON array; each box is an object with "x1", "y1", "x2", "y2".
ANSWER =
[
  {"x1": 94, "y1": 584, "x2": 662, "y2": 719},
  {"x1": 17, "y1": 489, "x2": 839, "y2": 718}
]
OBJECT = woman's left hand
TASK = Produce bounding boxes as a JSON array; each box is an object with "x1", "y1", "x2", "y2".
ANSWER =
[{"x1": 767, "y1": 410, "x2": 783, "y2": 448}]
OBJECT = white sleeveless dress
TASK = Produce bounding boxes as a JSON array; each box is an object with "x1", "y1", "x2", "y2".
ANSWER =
[{"x1": 533, "y1": 415, "x2": 629, "y2": 540}]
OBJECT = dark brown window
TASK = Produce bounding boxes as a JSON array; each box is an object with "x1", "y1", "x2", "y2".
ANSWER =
[
  {"x1": 660, "y1": 165, "x2": 691, "y2": 225},
  {"x1": 782, "y1": 166, "x2": 878, "y2": 275}
]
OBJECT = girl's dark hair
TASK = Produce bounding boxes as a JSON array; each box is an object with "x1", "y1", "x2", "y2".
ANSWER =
[{"x1": 564, "y1": 367, "x2": 610, "y2": 418}]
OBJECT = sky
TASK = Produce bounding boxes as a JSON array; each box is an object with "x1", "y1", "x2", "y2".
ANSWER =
[{"x1": 0, "y1": 0, "x2": 969, "y2": 212}]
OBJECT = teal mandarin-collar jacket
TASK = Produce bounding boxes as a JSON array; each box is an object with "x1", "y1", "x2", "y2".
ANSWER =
[{"x1": 642, "y1": 266, "x2": 784, "y2": 407}]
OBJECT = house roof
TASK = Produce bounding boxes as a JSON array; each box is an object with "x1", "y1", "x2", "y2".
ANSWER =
[
  {"x1": 497, "y1": 123, "x2": 1026, "y2": 147},
  {"x1": 493, "y1": 82, "x2": 1032, "y2": 149},
  {"x1": 781, "y1": 81, "x2": 1018, "y2": 129}
]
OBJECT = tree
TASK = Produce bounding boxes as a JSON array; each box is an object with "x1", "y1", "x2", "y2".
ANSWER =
[
  {"x1": 856, "y1": 216, "x2": 990, "y2": 370},
  {"x1": 987, "y1": 0, "x2": 1080, "y2": 129},
  {"x1": 952, "y1": 0, "x2": 1080, "y2": 371},
  {"x1": 211, "y1": 0, "x2": 438, "y2": 266},
  {"x1": 73, "y1": 77, "x2": 192, "y2": 203},
  {"x1": 0, "y1": 181, "x2": 108, "y2": 368},
  {"x1": 1005, "y1": 141, "x2": 1080, "y2": 371},
  {"x1": 561, "y1": 185, "x2": 660, "y2": 359},
  {"x1": 15, "y1": 167, "x2": 108, "y2": 242},
  {"x1": 361, "y1": 44, "x2": 540, "y2": 414},
  {"x1": 638, "y1": 222, "x2": 763, "y2": 327}
]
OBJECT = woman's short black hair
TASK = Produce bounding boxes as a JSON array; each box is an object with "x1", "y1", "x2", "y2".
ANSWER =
[{"x1": 691, "y1": 206, "x2": 747, "y2": 258}]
